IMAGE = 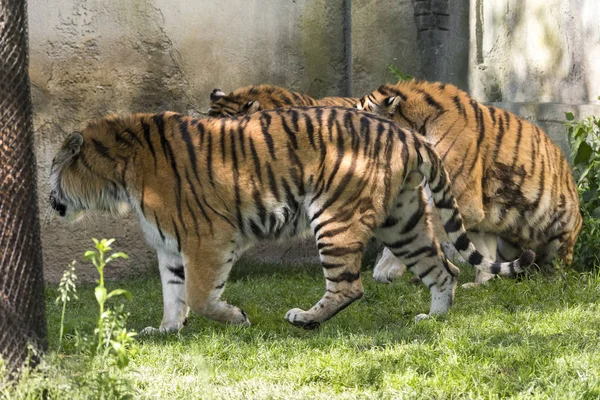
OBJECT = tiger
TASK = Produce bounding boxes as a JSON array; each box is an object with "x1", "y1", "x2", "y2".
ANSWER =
[
  {"x1": 49, "y1": 107, "x2": 534, "y2": 333},
  {"x1": 356, "y1": 80, "x2": 582, "y2": 287},
  {"x1": 207, "y1": 84, "x2": 359, "y2": 117}
]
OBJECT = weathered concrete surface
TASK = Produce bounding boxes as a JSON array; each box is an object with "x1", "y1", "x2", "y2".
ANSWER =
[
  {"x1": 350, "y1": 0, "x2": 420, "y2": 96},
  {"x1": 29, "y1": 0, "x2": 345, "y2": 282},
  {"x1": 469, "y1": 0, "x2": 600, "y2": 104}
]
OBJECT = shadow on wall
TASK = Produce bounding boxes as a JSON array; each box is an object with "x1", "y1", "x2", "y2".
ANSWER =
[{"x1": 471, "y1": 0, "x2": 600, "y2": 104}]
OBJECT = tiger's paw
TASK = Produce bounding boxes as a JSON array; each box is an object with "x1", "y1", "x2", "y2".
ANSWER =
[
  {"x1": 139, "y1": 326, "x2": 167, "y2": 336},
  {"x1": 285, "y1": 308, "x2": 321, "y2": 330},
  {"x1": 232, "y1": 309, "x2": 252, "y2": 327},
  {"x1": 414, "y1": 313, "x2": 430, "y2": 323},
  {"x1": 461, "y1": 282, "x2": 483, "y2": 289}
]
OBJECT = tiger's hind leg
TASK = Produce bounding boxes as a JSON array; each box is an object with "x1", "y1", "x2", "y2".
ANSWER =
[
  {"x1": 285, "y1": 212, "x2": 371, "y2": 330},
  {"x1": 140, "y1": 248, "x2": 190, "y2": 335},
  {"x1": 183, "y1": 236, "x2": 250, "y2": 327},
  {"x1": 375, "y1": 186, "x2": 459, "y2": 320}
]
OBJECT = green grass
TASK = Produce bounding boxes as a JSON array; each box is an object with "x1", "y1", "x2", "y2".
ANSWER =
[{"x1": 7, "y1": 262, "x2": 600, "y2": 399}]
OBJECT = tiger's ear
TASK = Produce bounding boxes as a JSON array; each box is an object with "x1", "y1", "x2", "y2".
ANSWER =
[
  {"x1": 210, "y1": 88, "x2": 226, "y2": 103},
  {"x1": 66, "y1": 132, "x2": 83, "y2": 155},
  {"x1": 244, "y1": 100, "x2": 260, "y2": 114},
  {"x1": 381, "y1": 96, "x2": 401, "y2": 116}
]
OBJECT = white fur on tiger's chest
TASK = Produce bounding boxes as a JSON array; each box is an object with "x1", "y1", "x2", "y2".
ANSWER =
[{"x1": 131, "y1": 202, "x2": 181, "y2": 255}]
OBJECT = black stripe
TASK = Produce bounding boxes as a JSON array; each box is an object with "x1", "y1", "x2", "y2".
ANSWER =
[
  {"x1": 266, "y1": 163, "x2": 280, "y2": 202},
  {"x1": 405, "y1": 245, "x2": 438, "y2": 259},
  {"x1": 322, "y1": 262, "x2": 344, "y2": 269},
  {"x1": 443, "y1": 209, "x2": 462, "y2": 233},
  {"x1": 454, "y1": 233, "x2": 470, "y2": 251},
  {"x1": 180, "y1": 120, "x2": 199, "y2": 181},
  {"x1": 400, "y1": 195, "x2": 425, "y2": 234},
  {"x1": 172, "y1": 219, "x2": 182, "y2": 253},
  {"x1": 220, "y1": 121, "x2": 227, "y2": 163},
  {"x1": 384, "y1": 233, "x2": 419, "y2": 250},
  {"x1": 418, "y1": 266, "x2": 437, "y2": 280},
  {"x1": 491, "y1": 111, "x2": 505, "y2": 162},
  {"x1": 154, "y1": 212, "x2": 165, "y2": 242},
  {"x1": 260, "y1": 113, "x2": 277, "y2": 159},
  {"x1": 304, "y1": 114, "x2": 316, "y2": 149},
  {"x1": 249, "y1": 138, "x2": 263, "y2": 185},
  {"x1": 167, "y1": 265, "x2": 185, "y2": 280},
  {"x1": 142, "y1": 121, "x2": 158, "y2": 170},
  {"x1": 327, "y1": 272, "x2": 360, "y2": 283},
  {"x1": 281, "y1": 115, "x2": 298, "y2": 149},
  {"x1": 206, "y1": 130, "x2": 214, "y2": 186},
  {"x1": 185, "y1": 170, "x2": 214, "y2": 235},
  {"x1": 92, "y1": 139, "x2": 115, "y2": 161},
  {"x1": 319, "y1": 243, "x2": 364, "y2": 257},
  {"x1": 467, "y1": 252, "x2": 483, "y2": 266},
  {"x1": 452, "y1": 96, "x2": 466, "y2": 118}
]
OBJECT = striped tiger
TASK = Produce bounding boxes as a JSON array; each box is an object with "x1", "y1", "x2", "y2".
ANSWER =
[
  {"x1": 357, "y1": 80, "x2": 582, "y2": 286},
  {"x1": 208, "y1": 84, "x2": 358, "y2": 117},
  {"x1": 49, "y1": 107, "x2": 534, "y2": 332}
]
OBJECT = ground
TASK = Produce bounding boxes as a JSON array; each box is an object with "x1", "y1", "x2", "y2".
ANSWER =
[{"x1": 7, "y1": 261, "x2": 600, "y2": 399}]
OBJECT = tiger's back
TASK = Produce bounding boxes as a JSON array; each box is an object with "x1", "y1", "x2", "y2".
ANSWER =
[
  {"x1": 208, "y1": 84, "x2": 358, "y2": 116},
  {"x1": 357, "y1": 80, "x2": 582, "y2": 267}
]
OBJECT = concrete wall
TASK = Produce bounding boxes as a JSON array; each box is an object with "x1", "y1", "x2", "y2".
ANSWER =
[
  {"x1": 469, "y1": 0, "x2": 600, "y2": 104},
  {"x1": 467, "y1": 0, "x2": 600, "y2": 157},
  {"x1": 350, "y1": 0, "x2": 420, "y2": 96}
]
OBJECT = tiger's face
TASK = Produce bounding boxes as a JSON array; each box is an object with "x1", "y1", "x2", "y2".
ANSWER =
[
  {"x1": 49, "y1": 121, "x2": 131, "y2": 221},
  {"x1": 355, "y1": 87, "x2": 401, "y2": 120},
  {"x1": 208, "y1": 88, "x2": 261, "y2": 117}
]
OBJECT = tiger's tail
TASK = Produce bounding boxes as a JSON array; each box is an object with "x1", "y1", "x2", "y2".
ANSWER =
[{"x1": 415, "y1": 141, "x2": 535, "y2": 276}]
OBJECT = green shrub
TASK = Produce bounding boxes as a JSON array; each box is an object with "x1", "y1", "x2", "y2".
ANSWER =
[
  {"x1": 387, "y1": 64, "x2": 414, "y2": 82},
  {"x1": 566, "y1": 112, "x2": 600, "y2": 270},
  {"x1": 2, "y1": 239, "x2": 138, "y2": 399}
]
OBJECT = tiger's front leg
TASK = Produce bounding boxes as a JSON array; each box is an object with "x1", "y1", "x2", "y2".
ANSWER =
[
  {"x1": 183, "y1": 236, "x2": 250, "y2": 327},
  {"x1": 140, "y1": 248, "x2": 189, "y2": 335}
]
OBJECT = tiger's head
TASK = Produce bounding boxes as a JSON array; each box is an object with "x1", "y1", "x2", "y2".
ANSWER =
[
  {"x1": 49, "y1": 116, "x2": 133, "y2": 221},
  {"x1": 208, "y1": 86, "x2": 264, "y2": 117},
  {"x1": 355, "y1": 84, "x2": 403, "y2": 120}
]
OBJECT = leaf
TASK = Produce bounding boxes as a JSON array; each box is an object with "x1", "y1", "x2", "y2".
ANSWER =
[
  {"x1": 108, "y1": 252, "x2": 129, "y2": 261},
  {"x1": 582, "y1": 188, "x2": 597, "y2": 203},
  {"x1": 105, "y1": 238, "x2": 116, "y2": 247},
  {"x1": 593, "y1": 207, "x2": 600, "y2": 219},
  {"x1": 83, "y1": 251, "x2": 97, "y2": 261},
  {"x1": 565, "y1": 112, "x2": 575, "y2": 121},
  {"x1": 574, "y1": 141, "x2": 593, "y2": 166},
  {"x1": 95, "y1": 286, "x2": 107, "y2": 305},
  {"x1": 107, "y1": 289, "x2": 132, "y2": 301}
]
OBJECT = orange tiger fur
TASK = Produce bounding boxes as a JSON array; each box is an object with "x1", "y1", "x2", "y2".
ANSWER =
[
  {"x1": 357, "y1": 80, "x2": 582, "y2": 284},
  {"x1": 49, "y1": 107, "x2": 534, "y2": 332},
  {"x1": 208, "y1": 84, "x2": 358, "y2": 117}
]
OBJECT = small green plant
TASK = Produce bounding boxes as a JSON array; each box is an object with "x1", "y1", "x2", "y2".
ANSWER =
[
  {"x1": 83, "y1": 238, "x2": 137, "y2": 369},
  {"x1": 387, "y1": 64, "x2": 414, "y2": 82},
  {"x1": 55, "y1": 260, "x2": 78, "y2": 350},
  {"x1": 566, "y1": 112, "x2": 600, "y2": 269}
]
